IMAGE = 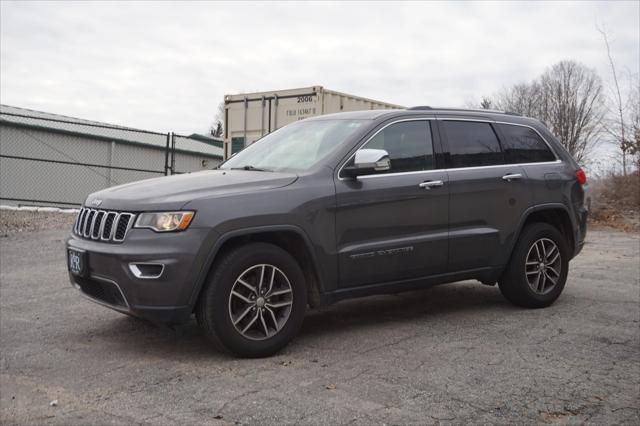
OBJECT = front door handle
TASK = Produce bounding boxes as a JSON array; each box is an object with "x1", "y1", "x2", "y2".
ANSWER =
[
  {"x1": 419, "y1": 180, "x2": 444, "y2": 189},
  {"x1": 502, "y1": 173, "x2": 523, "y2": 182}
]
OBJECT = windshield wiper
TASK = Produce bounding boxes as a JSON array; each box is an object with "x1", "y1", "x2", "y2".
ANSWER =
[{"x1": 230, "y1": 165, "x2": 272, "y2": 172}]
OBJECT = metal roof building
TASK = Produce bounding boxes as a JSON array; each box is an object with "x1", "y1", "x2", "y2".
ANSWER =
[{"x1": 0, "y1": 105, "x2": 223, "y2": 207}]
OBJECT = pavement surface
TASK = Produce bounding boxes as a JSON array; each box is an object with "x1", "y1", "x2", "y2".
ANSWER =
[{"x1": 1, "y1": 225, "x2": 639, "y2": 425}]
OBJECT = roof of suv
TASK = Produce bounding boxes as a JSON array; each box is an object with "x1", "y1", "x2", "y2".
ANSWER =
[{"x1": 311, "y1": 108, "x2": 541, "y2": 127}]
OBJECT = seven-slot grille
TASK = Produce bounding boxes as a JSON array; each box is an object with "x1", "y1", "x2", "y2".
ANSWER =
[{"x1": 73, "y1": 208, "x2": 135, "y2": 242}]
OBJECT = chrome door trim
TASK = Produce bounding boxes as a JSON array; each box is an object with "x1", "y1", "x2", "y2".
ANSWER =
[{"x1": 354, "y1": 160, "x2": 561, "y2": 180}]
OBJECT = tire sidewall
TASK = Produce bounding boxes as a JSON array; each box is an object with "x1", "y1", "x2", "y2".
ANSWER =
[
  {"x1": 203, "y1": 243, "x2": 307, "y2": 357},
  {"x1": 505, "y1": 223, "x2": 570, "y2": 307}
]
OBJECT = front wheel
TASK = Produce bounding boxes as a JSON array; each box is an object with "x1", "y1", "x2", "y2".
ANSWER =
[
  {"x1": 196, "y1": 242, "x2": 307, "y2": 357},
  {"x1": 499, "y1": 223, "x2": 569, "y2": 308}
]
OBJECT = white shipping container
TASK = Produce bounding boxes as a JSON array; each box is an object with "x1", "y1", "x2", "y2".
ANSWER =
[{"x1": 223, "y1": 86, "x2": 404, "y2": 158}]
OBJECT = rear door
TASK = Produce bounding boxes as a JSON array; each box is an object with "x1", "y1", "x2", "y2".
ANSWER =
[
  {"x1": 438, "y1": 119, "x2": 532, "y2": 271},
  {"x1": 334, "y1": 119, "x2": 449, "y2": 288},
  {"x1": 494, "y1": 122, "x2": 562, "y2": 205}
]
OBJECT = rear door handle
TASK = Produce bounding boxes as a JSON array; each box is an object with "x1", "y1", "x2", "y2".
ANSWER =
[
  {"x1": 419, "y1": 180, "x2": 444, "y2": 189},
  {"x1": 502, "y1": 173, "x2": 523, "y2": 182}
]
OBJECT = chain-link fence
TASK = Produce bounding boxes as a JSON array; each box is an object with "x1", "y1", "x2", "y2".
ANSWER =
[{"x1": 0, "y1": 107, "x2": 223, "y2": 207}]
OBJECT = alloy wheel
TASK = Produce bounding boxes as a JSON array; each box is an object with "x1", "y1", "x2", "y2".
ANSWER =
[
  {"x1": 525, "y1": 238, "x2": 562, "y2": 295},
  {"x1": 228, "y1": 264, "x2": 294, "y2": 340}
]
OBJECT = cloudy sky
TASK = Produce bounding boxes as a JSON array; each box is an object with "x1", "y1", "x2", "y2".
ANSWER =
[{"x1": 1, "y1": 1, "x2": 638, "y2": 135}]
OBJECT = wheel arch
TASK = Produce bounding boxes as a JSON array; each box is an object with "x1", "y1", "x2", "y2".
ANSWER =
[
  {"x1": 189, "y1": 225, "x2": 324, "y2": 311},
  {"x1": 513, "y1": 204, "x2": 576, "y2": 256}
]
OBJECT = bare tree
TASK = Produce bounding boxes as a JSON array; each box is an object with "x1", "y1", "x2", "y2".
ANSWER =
[
  {"x1": 492, "y1": 82, "x2": 544, "y2": 118},
  {"x1": 209, "y1": 101, "x2": 225, "y2": 138},
  {"x1": 479, "y1": 97, "x2": 493, "y2": 110},
  {"x1": 598, "y1": 27, "x2": 637, "y2": 175},
  {"x1": 537, "y1": 61, "x2": 604, "y2": 164},
  {"x1": 628, "y1": 82, "x2": 640, "y2": 172},
  {"x1": 487, "y1": 61, "x2": 604, "y2": 164}
]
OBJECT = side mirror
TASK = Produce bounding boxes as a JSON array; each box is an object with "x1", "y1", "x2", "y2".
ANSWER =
[{"x1": 343, "y1": 149, "x2": 391, "y2": 178}]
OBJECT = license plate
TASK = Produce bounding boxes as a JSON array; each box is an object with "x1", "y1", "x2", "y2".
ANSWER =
[{"x1": 68, "y1": 249, "x2": 87, "y2": 277}]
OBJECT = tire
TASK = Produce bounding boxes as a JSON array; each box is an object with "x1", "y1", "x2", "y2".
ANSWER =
[
  {"x1": 196, "y1": 242, "x2": 307, "y2": 357},
  {"x1": 498, "y1": 222, "x2": 569, "y2": 309}
]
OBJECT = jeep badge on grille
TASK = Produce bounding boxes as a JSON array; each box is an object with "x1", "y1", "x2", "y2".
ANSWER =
[{"x1": 90, "y1": 199, "x2": 103, "y2": 207}]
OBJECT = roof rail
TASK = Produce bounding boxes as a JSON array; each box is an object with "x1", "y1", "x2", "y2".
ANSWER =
[{"x1": 407, "y1": 106, "x2": 521, "y2": 116}]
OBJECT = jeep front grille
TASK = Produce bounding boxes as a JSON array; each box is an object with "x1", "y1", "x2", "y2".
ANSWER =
[{"x1": 73, "y1": 208, "x2": 135, "y2": 243}]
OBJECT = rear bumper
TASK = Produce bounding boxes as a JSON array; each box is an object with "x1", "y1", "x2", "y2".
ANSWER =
[
  {"x1": 573, "y1": 205, "x2": 588, "y2": 258},
  {"x1": 66, "y1": 227, "x2": 218, "y2": 325}
]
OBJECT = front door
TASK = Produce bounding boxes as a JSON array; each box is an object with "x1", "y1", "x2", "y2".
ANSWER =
[{"x1": 335, "y1": 119, "x2": 449, "y2": 288}]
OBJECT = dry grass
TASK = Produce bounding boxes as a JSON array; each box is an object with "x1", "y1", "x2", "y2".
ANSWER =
[{"x1": 588, "y1": 172, "x2": 640, "y2": 232}]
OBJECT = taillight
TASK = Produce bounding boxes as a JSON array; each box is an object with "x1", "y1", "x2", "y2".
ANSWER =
[{"x1": 576, "y1": 169, "x2": 587, "y2": 185}]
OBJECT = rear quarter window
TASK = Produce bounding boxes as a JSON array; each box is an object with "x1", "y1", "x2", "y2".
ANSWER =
[{"x1": 497, "y1": 124, "x2": 556, "y2": 163}]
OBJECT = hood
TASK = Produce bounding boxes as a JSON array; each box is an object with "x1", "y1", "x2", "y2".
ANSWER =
[{"x1": 86, "y1": 169, "x2": 298, "y2": 211}]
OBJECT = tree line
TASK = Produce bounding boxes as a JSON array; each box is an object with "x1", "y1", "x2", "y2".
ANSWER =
[{"x1": 473, "y1": 35, "x2": 638, "y2": 175}]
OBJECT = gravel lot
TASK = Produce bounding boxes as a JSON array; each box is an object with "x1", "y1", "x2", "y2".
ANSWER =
[{"x1": 1, "y1": 213, "x2": 639, "y2": 425}]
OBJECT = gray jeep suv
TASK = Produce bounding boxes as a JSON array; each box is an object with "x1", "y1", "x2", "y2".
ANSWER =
[{"x1": 66, "y1": 107, "x2": 588, "y2": 357}]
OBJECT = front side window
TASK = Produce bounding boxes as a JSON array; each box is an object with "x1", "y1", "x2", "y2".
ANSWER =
[
  {"x1": 353, "y1": 120, "x2": 434, "y2": 175},
  {"x1": 221, "y1": 119, "x2": 365, "y2": 173},
  {"x1": 443, "y1": 121, "x2": 504, "y2": 168},
  {"x1": 496, "y1": 124, "x2": 556, "y2": 163}
]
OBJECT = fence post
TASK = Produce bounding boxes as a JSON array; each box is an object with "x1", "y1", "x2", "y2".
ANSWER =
[
  {"x1": 107, "y1": 141, "x2": 115, "y2": 186},
  {"x1": 171, "y1": 132, "x2": 176, "y2": 174},
  {"x1": 164, "y1": 133, "x2": 170, "y2": 175}
]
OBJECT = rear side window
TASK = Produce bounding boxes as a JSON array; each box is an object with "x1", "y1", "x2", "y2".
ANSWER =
[
  {"x1": 360, "y1": 120, "x2": 434, "y2": 174},
  {"x1": 497, "y1": 124, "x2": 556, "y2": 163},
  {"x1": 442, "y1": 121, "x2": 504, "y2": 168}
]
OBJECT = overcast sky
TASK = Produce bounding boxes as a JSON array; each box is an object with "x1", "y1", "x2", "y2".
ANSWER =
[{"x1": 1, "y1": 1, "x2": 638, "y2": 135}]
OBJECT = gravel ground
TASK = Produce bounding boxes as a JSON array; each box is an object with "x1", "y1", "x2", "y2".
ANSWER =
[
  {"x1": 0, "y1": 214, "x2": 639, "y2": 425},
  {"x1": 0, "y1": 210, "x2": 76, "y2": 235}
]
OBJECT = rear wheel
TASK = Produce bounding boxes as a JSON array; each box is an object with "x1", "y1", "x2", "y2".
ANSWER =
[
  {"x1": 196, "y1": 242, "x2": 307, "y2": 357},
  {"x1": 499, "y1": 223, "x2": 569, "y2": 308}
]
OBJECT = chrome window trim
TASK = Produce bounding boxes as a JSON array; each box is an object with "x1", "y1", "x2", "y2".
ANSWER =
[
  {"x1": 337, "y1": 117, "x2": 436, "y2": 180},
  {"x1": 442, "y1": 160, "x2": 562, "y2": 173},
  {"x1": 356, "y1": 160, "x2": 562, "y2": 180},
  {"x1": 357, "y1": 169, "x2": 447, "y2": 180},
  {"x1": 337, "y1": 116, "x2": 563, "y2": 181}
]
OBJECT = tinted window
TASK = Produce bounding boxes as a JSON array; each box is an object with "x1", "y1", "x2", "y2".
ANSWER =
[
  {"x1": 497, "y1": 124, "x2": 555, "y2": 163},
  {"x1": 443, "y1": 121, "x2": 504, "y2": 168},
  {"x1": 358, "y1": 120, "x2": 434, "y2": 174}
]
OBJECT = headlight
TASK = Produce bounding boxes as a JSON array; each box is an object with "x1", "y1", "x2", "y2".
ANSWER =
[{"x1": 134, "y1": 211, "x2": 194, "y2": 232}]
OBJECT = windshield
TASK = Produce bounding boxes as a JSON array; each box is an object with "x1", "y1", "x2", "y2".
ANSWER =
[{"x1": 221, "y1": 119, "x2": 365, "y2": 173}]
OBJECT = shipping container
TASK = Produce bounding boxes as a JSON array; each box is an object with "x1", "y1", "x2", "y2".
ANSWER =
[{"x1": 223, "y1": 86, "x2": 404, "y2": 158}]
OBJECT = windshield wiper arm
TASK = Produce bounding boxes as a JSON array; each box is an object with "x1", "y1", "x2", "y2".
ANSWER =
[{"x1": 230, "y1": 165, "x2": 272, "y2": 172}]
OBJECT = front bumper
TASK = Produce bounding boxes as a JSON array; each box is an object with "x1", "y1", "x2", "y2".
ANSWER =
[{"x1": 66, "y1": 227, "x2": 218, "y2": 324}]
